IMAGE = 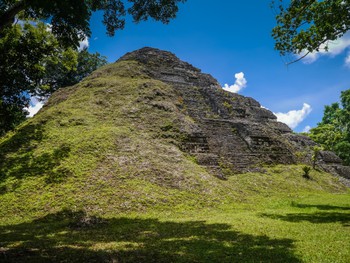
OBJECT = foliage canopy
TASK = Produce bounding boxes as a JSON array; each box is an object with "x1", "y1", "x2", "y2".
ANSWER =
[
  {"x1": 271, "y1": 0, "x2": 350, "y2": 62},
  {"x1": 0, "y1": 0, "x2": 186, "y2": 47},
  {"x1": 309, "y1": 89, "x2": 350, "y2": 165},
  {"x1": 0, "y1": 22, "x2": 107, "y2": 136}
]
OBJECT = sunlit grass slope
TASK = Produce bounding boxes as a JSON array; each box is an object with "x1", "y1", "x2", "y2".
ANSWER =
[{"x1": 0, "y1": 60, "x2": 349, "y2": 262}]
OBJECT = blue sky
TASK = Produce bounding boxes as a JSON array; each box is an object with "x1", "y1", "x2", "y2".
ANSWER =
[{"x1": 32, "y1": 0, "x2": 350, "y2": 132}]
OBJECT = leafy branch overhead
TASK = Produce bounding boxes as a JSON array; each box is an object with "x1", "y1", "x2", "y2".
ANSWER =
[
  {"x1": 0, "y1": 22, "x2": 107, "y2": 135},
  {"x1": 0, "y1": 0, "x2": 187, "y2": 47},
  {"x1": 271, "y1": 0, "x2": 350, "y2": 62}
]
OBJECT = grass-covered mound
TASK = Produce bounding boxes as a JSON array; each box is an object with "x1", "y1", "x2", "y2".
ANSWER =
[
  {"x1": 0, "y1": 60, "x2": 230, "y2": 219},
  {"x1": 0, "y1": 59, "x2": 349, "y2": 262}
]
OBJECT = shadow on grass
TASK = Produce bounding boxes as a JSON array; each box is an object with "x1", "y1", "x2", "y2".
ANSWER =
[
  {"x1": 261, "y1": 212, "x2": 350, "y2": 226},
  {"x1": 290, "y1": 203, "x2": 350, "y2": 211},
  {"x1": 0, "y1": 123, "x2": 71, "y2": 189},
  {"x1": 0, "y1": 210, "x2": 301, "y2": 263},
  {"x1": 0, "y1": 123, "x2": 44, "y2": 157},
  {"x1": 260, "y1": 203, "x2": 350, "y2": 226}
]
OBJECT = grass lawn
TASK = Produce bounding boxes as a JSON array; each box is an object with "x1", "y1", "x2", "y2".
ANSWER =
[{"x1": 1, "y1": 191, "x2": 349, "y2": 263}]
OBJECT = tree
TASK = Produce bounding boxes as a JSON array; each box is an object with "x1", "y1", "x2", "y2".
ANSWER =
[
  {"x1": 309, "y1": 89, "x2": 350, "y2": 165},
  {"x1": 0, "y1": 22, "x2": 107, "y2": 136},
  {"x1": 38, "y1": 48, "x2": 107, "y2": 98},
  {"x1": 0, "y1": 22, "x2": 60, "y2": 135},
  {"x1": 0, "y1": 0, "x2": 186, "y2": 47},
  {"x1": 271, "y1": 0, "x2": 350, "y2": 63}
]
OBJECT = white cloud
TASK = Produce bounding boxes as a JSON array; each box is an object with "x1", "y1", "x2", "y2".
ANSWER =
[
  {"x1": 300, "y1": 32, "x2": 350, "y2": 64},
  {"x1": 26, "y1": 97, "x2": 44, "y2": 117},
  {"x1": 78, "y1": 37, "x2": 89, "y2": 51},
  {"x1": 222, "y1": 72, "x2": 247, "y2": 93},
  {"x1": 302, "y1": 52, "x2": 320, "y2": 64},
  {"x1": 274, "y1": 103, "x2": 312, "y2": 129},
  {"x1": 302, "y1": 125, "x2": 312, "y2": 133},
  {"x1": 345, "y1": 52, "x2": 350, "y2": 67}
]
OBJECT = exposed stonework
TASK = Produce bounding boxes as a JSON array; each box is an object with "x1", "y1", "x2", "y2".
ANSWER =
[
  {"x1": 119, "y1": 47, "x2": 350, "y2": 181},
  {"x1": 316, "y1": 151, "x2": 350, "y2": 186}
]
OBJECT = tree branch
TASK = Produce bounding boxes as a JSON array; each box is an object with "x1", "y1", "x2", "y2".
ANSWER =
[
  {"x1": 286, "y1": 51, "x2": 310, "y2": 65},
  {"x1": 0, "y1": 0, "x2": 27, "y2": 32}
]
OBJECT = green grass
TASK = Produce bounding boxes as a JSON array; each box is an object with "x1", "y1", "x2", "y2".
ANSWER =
[
  {"x1": 0, "y1": 190, "x2": 349, "y2": 262},
  {"x1": 0, "y1": 60, "x2": 350, "y2": 262},
  {"x1": 0, "y1": 165, "x2": 349, "y2": 262}
]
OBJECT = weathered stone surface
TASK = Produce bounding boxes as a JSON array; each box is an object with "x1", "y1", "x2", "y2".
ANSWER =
[
  {"x1": 118, "y1": 47, "x2": 350, "y2": 181},
  {"x1": 318, "y1": 151, "x2": 343, "y2": 164},
  {"x1": 334, "y1": 166, "x2": 350, "y2": 179}
]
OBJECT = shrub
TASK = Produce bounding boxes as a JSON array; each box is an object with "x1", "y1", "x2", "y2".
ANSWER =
[{"x1": 302, "y1": 166, "x2": 311, "y2": 179}]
